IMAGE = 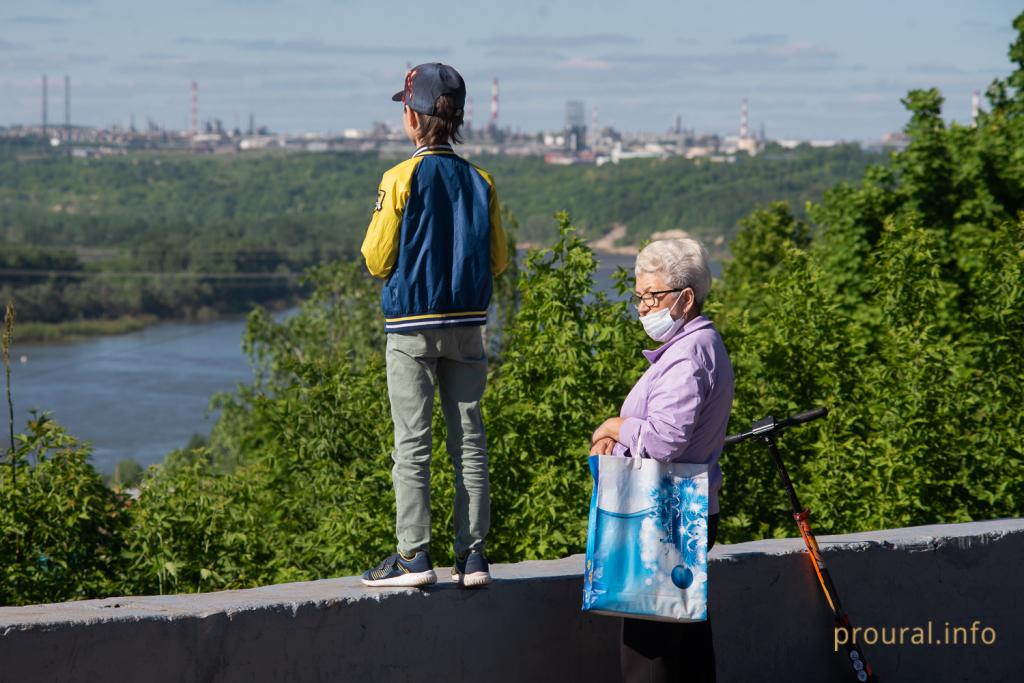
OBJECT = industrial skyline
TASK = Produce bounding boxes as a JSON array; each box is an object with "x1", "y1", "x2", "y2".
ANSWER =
[
  {"x1": 16, "y1": 72, "x2": 815, "y2": 143},
  {"x1": 11, "y1": 72, "x2": 901, "y2": 171},
  {"x1": 1, "y1": 0, "x2": 1018, "y2": 139},
  {"x1": 11, "y1": 69, "x2": 982, "y2": 152}
]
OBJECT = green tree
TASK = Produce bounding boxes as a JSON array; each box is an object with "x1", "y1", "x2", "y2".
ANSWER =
[
  {"x1": 0, "y1": 414, "x2": 129, "y2": 605},
  {"x1": 713, "y1": 11, "x2": 1024, "y2": 541}
]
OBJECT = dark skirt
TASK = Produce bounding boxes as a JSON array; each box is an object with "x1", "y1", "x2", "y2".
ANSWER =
[{"x1": 620, "y1": 513, "x2": 719, "y2": 683}]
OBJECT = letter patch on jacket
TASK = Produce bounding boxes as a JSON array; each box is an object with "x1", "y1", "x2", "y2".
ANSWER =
[{"x1": 375, "y1": 189, "x2": 386, "y2": 212}]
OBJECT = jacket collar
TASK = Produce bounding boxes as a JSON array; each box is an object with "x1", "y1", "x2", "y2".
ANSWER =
[
  {"x1": 412, "y1": 143, "x2": 456, "y2": 158},
  {"x1": 642, "y1": 314, "x2": 714, "y2": 364}
]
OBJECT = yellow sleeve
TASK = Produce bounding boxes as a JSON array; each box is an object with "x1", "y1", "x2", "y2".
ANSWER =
[
  {"x1": 489, "y1": 185, "x2": 509, "y2": 277},
  {"x1": 471, "y1": 163, "x2": 510, "y2": 277},
  {"x1": 361, "y1": 160, "x2": 415, "y2": 278}
]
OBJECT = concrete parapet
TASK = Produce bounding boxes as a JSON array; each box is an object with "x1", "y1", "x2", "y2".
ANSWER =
[{"x1": 1, "y1": 519, "x2": 1022, "y2": 682}]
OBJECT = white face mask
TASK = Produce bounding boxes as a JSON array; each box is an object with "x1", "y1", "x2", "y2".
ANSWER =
[{"x1": 640, "y1": 293, "x2": 685, "y2": 341}]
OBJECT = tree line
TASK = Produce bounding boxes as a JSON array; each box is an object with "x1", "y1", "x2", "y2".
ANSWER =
[{"x1": 0, "y1": 141, "x2": 877, "y2": 330}]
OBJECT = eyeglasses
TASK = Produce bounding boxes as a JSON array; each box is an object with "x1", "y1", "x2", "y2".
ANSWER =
[{"x1": 629, "y1": 288, "x2": 685, "y2": 309}]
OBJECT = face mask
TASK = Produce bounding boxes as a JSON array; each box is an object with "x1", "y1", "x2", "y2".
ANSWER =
[{"x1": 640, "y1": 293, "x2": 685, "y2": 342}]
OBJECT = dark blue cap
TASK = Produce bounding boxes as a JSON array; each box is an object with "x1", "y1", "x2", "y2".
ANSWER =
[{"x1": 392, "y1": 63, "x2": 466, "y2": 117}]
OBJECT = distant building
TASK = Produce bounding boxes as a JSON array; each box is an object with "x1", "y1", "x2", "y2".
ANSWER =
[
  {"x1": 736, "y1": 136, "x2": 760, "y2": 155},
  {"x1": 864, "y1": 131, "x2": 909, "y2": 152},
  {"x1": 565, "y1": 100, "x2": 587, "y2": 153}
]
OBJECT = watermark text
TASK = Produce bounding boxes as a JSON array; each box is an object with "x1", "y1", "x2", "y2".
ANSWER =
[{"x1": 834, "y1": 621, "x2": 996, "y2": 651}]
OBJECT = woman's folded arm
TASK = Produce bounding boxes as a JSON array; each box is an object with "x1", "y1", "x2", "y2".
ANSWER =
[{"x1": 617, "y1": 356, "x2": 707, "y2": 462}]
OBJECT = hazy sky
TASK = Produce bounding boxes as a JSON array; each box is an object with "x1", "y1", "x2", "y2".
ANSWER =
[{"x1": 1, "y1": 0, "x2": 1019, "y2": 140}]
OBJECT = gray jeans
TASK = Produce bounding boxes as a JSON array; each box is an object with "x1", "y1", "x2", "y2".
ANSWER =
[{"x1": 385, "y1": 326, "x2": 489, "y2": 557}]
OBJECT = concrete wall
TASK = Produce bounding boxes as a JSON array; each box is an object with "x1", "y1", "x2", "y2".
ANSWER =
[{"x1": 1, "y1": 518, "x2": 1022, "y2": 682}]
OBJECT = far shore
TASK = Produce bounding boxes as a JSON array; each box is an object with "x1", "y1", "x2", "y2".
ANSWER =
[
  {"x1": 13, "y1": 315, "x2": 162, "y2": 344},
  {"x1": 520, "y1": 227, "x2": 728, "y2": 257},
  {"x1": 10, "y1": 237, "x2": 724, "y2": 345},
  {"x1": 14, "y1": 307, "x2": 273, "y2": 345}
]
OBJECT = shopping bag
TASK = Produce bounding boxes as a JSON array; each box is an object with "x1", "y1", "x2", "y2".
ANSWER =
[{"x1": 582, "y1": 454, "x2": 709, "y2": 622}]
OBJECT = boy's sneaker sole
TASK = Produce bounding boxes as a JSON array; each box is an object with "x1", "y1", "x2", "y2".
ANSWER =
[
  {"x1": 361, "y1": 569, "x2": 437, "y2": 588},
  {"x1": 451, "y1": 569, "x2": 492, "y2": 587}
]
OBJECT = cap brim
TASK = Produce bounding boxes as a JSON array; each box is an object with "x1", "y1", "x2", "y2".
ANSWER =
[{"x1": 391, "y1": 91, "x2": 404, "y2": 102}]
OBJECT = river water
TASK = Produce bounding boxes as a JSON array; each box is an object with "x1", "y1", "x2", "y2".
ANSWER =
[
  {"x1": 8, "y1": 315, "x2": 260, "y2": 472},
  {"x1": 7, "y1": 253, "x2": 639, "y2": 472}
]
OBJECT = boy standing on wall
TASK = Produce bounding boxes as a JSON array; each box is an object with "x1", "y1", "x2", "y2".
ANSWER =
[{"x1": 360, "y1": 63, "x2": 508, "y2": 588}]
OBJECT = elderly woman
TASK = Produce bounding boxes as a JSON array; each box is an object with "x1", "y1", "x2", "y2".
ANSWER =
[{"x1": 590, "y1": 238, "x2": 734, "y2": 683}]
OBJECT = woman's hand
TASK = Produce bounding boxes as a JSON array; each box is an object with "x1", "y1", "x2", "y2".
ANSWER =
[
  {"x1": 590, "y1": 437, "x2": 616, "y2": 456},
  {"x1": 591, "y1": 417, "x2": 625, "y2": 446}
]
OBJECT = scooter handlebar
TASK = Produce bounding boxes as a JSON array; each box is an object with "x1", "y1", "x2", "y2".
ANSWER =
[
  {"x1": 723, "y1": 407, "x2": 828, "y2": 448},
  {"x1": 778, "y1": 407, "x2": 828, "y2": 429}
]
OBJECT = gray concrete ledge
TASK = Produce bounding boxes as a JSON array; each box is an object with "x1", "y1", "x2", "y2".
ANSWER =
[{"x1": 2, "y1": 518, "x2": 1023, "y2": 682}]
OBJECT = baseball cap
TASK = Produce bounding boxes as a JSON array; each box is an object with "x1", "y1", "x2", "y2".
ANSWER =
[{"x1": 392, "y1": 63, "x2": 466, "y2": 117}]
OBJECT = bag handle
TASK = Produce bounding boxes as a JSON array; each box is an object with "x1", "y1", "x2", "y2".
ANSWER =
[{"x1": 619, "y1": 428, "x2": 648, "y2": 471}]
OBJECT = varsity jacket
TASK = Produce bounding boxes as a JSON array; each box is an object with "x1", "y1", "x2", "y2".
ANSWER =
[{"x1": 361, "y1": 144, "x2": 509, "y2": 333}]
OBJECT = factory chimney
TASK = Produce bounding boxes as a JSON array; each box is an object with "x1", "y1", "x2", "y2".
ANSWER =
[
  {"x1": 971, "y1": 90, "x2": 981, "y2": 128},
  {"x1": 190, "y1": 81, "x2": 199, "y2": 138},
  {"x1": 42, "y1": 74, "x2": 48, "y2": 139},
  {"x1": 64, "y1": 75, "x2": 71, "y2": 155},
  {"x1": 492, "y1": 78, "x2": 499, "y2": 123},
  {"x1": 740, "y1": 98, "x2": 749, "y2": 140}
]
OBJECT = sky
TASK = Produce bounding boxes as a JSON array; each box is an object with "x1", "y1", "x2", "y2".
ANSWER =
[{"x1": 1, "y1": 0, "x2": 1020, "y2": 140}]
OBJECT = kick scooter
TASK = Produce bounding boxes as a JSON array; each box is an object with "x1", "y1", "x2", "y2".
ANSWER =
[{"x1": 725, "y1": 407, "x2": 877, "y2": 682}]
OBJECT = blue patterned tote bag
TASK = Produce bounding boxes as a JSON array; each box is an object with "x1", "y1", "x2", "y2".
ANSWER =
[{"x1": 582, "y1": 454, "x2": 710, "y2": 622}]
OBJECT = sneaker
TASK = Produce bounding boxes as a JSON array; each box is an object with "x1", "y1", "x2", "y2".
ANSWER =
[
  {"x1": 361, "y1": 551, "x2": 437, "y2": 588},
  {"x1": 451, "y1": 550, "x2": 492, "y2": 588}
]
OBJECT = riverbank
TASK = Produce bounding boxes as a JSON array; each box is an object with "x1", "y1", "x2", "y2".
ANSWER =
[
  {"x1": 14, "y1": 315, "x2": 161, "y2": 343},
  {"x1": 13, "y1": 297, "x2": 301, "y2": 344}
]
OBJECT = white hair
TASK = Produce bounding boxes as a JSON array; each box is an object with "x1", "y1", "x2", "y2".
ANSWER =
[{"x1": 635, "y1": 238, "x2": 712, "y2": 308}]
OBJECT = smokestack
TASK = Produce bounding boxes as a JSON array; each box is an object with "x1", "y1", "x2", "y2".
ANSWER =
[
  {"x1": 491, "y1": 77, "x2": 498, "y2": 127},
  {"x1": 740, "y1": 98, "x2": 749, "y2": 140},
  {"x1": 190, "y1": 81, "x2": 199, "y2": 137},
  {"x1": 971, "y1": 90, "x2": 981, "y2": 128},
  {"x1": 64, "y1": 75, "x2": 71, "y2": 153},
  {"x1": 42, "y1": 74, "x2": 48, "y2": 138}
]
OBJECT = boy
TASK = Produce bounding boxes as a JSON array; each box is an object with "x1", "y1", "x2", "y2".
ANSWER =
[{"x1": 360, "y1": 63, "x2": 508, "y2": 588}]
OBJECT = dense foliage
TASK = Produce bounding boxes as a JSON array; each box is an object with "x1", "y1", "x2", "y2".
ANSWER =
[
  {"x1": 714, "y1": 13, "x2": 1024, "y2": 539},
  {"x1": 0, "y1": 143, "x2": 875, "y2": 329},
  {"x1": 485, "y1": 144, "x2": 877, "y2": 243},
  {"x1": 1, "y1": 12, "x2": 1021, "y2": 607},
  {"x1": 0, "y1": 414, "x2": 129, "y2": 605}
]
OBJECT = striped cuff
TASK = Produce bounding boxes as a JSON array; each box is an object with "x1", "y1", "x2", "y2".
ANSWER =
[{"x1": 384, "y1": 311, "x2": 488, "y2": 333}]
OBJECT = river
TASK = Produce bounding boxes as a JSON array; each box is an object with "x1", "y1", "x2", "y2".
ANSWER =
[{"x1": 6, "y1": 253, "x2": 640, "y2": 472}]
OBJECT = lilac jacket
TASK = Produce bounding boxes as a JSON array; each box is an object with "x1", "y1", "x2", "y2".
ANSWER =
[{"x1": 612, "y1": 315, "x2": 734, "y2": 514}]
